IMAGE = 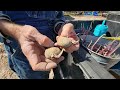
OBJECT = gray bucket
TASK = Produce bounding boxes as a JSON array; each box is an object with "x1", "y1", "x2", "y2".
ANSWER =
[{"x1": 80, "y1": 35, "x2": 120, "y2": 64}]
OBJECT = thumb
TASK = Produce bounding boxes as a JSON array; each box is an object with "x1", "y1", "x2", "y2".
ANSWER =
[
  {"x1": 35, "y1": 33, "x2": 54, "y2": 47},
  {"x1": 56, "y1": 36, "x2": 60, "y2": 41},
  {"x1": 60, "y1": 23, "x2": 74, "y2": 36}
]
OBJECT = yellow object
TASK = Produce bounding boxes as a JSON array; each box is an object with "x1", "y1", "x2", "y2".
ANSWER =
[{"x1": 102, "y1": 37, "x2": 120, "y2": 41}]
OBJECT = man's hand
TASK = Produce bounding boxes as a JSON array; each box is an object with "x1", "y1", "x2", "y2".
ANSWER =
[
  {"x1": 0, "y1": 20, "x2": 64, "y2": 71},
  {"x1": 55, "y1": 23, "x2": 80, "y2": 53},
  {"x1": 18, "y1": 25, "x2": 64, "y2": 71}
]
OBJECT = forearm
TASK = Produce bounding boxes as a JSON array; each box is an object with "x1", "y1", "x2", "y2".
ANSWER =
[{"x1": 0, "y1": 20, "x2": 22, "y2": 40}]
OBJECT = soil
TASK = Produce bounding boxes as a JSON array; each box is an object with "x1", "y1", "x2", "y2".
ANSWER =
[{"x1": 0, "y1": 43, "x2": 19, "y2": 79}]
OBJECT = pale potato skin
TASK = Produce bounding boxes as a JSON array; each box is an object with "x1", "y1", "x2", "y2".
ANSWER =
[
  {"x1": 57, "y1": 36, "x2": 72, "y2": 48},
  {"x1": 45, "y1": 47, "x2": 61, "y2": 59}
]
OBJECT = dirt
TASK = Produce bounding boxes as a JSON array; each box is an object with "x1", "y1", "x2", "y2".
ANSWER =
[{"x1": 0, "y1": 43, "x2": 19, "y2": 79}]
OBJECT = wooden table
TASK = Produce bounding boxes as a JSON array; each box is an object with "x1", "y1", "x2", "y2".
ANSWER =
[{"x1": 65, "y1": 15, "x2": 106, "y2": 21}]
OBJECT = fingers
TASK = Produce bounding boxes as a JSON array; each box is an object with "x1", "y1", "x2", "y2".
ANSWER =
[
  {"x1": 68, "y1": 32, "x2": 79, "y2": 41},
  {"x1": 56, "y1": 36, "x2": 59, "y2": 41},
  {"x1": 45, "y1": 62, "x2": 57, "y2": 71},
  {"x1": 64, "y1": 44, "x2": 80, "y2": 53},
  {"x1": 55, "y1": 35, "x2": 80, "y2": 53},
  {"x1": 31, "y1": 61, "x2": 58, "y2": 71},
  {"x1": 59, "y1": 23, "x2": 78, "y2": 40},
  {"x1": 21, "y1": 25, "x2": 54, "y2": 47},
  {"x1": 30, "y1": 57, "x2": 64, "y2": 71},
  {"x1": 54, "y1": 36, "x2": 60, "y2": 46},
  {"x1": 45, "y1": 56, "x2": 64, "y2": 71},
  {"x1": 41, "y1": 55, "x2": 64, "y2": 71},
  {"x1": 56, "y1": 56, "x2": 64, "y2": 63},
  {"x1": 25, "y1": 49, "x2": 64, "y2": 71},
  {"x1": 45, "y1": 56, "x2": 64, "y2": 64},
  {"x1": 26, "y1": 53, "x2": 58, "y2": 71},
  {"x1": 59, "y1": 23, "x2": 74, "y2": 36},
  {"x1": 35, "y1": 33, "x2": 54, "y2": 47}
]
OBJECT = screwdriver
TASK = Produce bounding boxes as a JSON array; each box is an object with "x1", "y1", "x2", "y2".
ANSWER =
[{"x1": 102, "y1": 36, "x2": 120, "y2": 41}]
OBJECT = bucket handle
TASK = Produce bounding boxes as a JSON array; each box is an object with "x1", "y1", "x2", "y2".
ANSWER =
[{"x1": 102, "y1": 20, "x2": 106, "y2": 25}]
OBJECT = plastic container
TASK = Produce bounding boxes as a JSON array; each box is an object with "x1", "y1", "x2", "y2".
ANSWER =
[
  {"x1": 93, "y1": 11, "x2": 98, "y2": 16},
  {"x1": 93, "y1": 20, "x2": 108, "y2": 37},
  {"x1": 84, "y1": 11, "x2": 93, "y2": 15}
]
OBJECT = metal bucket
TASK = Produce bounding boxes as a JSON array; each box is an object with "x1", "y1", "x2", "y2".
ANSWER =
[{"x1": 80, "y1": 35, "x2": 120, "y2": 64}]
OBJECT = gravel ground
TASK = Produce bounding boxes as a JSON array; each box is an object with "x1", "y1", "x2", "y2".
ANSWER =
[{"x1": 0, "y1": 43, "x2": 19, "y2": 79}]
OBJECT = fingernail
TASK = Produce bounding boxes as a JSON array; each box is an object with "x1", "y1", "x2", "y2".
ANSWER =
[
  {"x1": 49, "y1": 42, "x2": 54, "y2": 47},
  {"x1": 54, "y1": 43, "x2": 58, "y2": 46}
]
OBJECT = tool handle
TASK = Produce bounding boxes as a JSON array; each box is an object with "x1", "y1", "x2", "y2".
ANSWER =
[{"x1": 102, "y1": 20, "x2": 106, "y2": 25}]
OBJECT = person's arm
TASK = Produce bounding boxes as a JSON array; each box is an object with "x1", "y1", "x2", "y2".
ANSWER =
[
  {"x1": 0, "y1": 19, "x2": 64, "y2": 71},
  {"x1": 0, "y1": 20, "x2": 22, "y2": 40},
  {"x1": 0, "y1": 12, "x2": 65, "y2": 71},
  {"x1": 0, "y1": 11, "x2": 12, "y2": 38},
  {"x1": 0, "y1": 19, "x2": 55, "y2": 46}
]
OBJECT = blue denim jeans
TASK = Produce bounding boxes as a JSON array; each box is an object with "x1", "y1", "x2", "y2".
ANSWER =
[
  {"x1": 4, "y1": 42, "x2": 49, "y2": 79},
  {"x1": 1, "y1": 11, "x2": 65, "y2": 79}
]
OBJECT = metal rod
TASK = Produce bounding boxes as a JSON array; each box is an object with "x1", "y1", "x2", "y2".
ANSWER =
[
  {"x1": 116, "y1": 54, "x2": 120, "y2": 58},
  {"x1": 91, "y1": 34, "x2": 106, "y2": 50},
  {"x1": 57, "y1": 65, "x2": 65, "y2": 79},
  {"x1": 104, "y1": 34, "x2": 120, "y2": 52},
  {"x1": 104, "y1": 51, "x2": 108, "y2": 56},
  {"x1": 87, "y1": 40, "x2": 93, "y2": 48},
  {"x1": 107, "y1": 43, "x2": 120, "y2": 56},
  {"x1": 111, "y1": 53, "x2": 116, "y2": 58},
  {"x1": 83, "y1": 22, "x2": 93, "y2": 42},
  {"x1": 81, "y1": 23, "x2": 85, "y2": 34},
  {"x1": 103, "y1": 40, "x2": 118, "y2": 55},
  {"x1": 80, "y1": 23, "x2": 83, "y2": 33},
  {"x1": 82, "y1": 35, "x2": 88, "y2": 43},
  {"x1": 86, "y1": 21, "x2": 93, "y2": 35},
  {"x1": 96, "y1": 45, "x2": 102, "y2": 53}
]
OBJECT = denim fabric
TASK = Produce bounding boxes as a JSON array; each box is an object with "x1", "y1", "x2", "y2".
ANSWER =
[{"x1": 0, "y1": 11, "x2": 65, "y2": 79}]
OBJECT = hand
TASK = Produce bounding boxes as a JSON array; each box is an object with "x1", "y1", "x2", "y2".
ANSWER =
[
  {"x1": 55, "y1": 23, "x2": 80, "y2": 53},
  {"x1": 17, "y1": 25, "x2": 64, "y2": 71},
  {"x1": 0, "y1": 20, "x2": 64, "y2": 71}
]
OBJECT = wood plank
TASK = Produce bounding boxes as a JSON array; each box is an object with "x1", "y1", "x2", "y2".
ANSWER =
[
  {"x1": 104, "y1": 60, "x2": 120, "y2": 70},
  {"x1": 72, "y1": 46, "x2": 115, "y2": 79},
  {"x1": 65, "y1": 15, "x2": 106, "y2": 21}
]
